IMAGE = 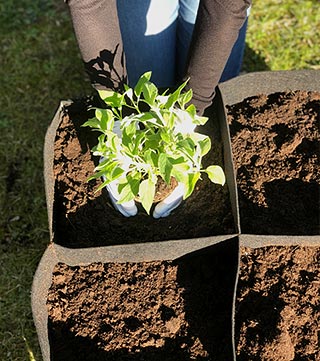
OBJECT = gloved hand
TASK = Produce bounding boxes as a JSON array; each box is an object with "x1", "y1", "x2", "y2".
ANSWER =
[
  {"x1": 101, "y1": 122, "x2": 185, "y2": 218},
  {"x1": 102, "y1": 166, "x2": 185, "y2": 218},
  {"x1": 104, "y1": 175, "x2": 138, "y2": 217},
  {"x1": 152, "y1": 182, "x2": 185, "y2": 218}
]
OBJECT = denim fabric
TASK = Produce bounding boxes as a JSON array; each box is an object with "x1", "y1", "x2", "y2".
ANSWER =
[{"x1": 117, "y1": 0, "x2": 248, "y2": 87}]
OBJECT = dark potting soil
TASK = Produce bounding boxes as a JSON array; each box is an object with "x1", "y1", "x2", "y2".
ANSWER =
[
  {"x1": 52, "y1": 96, "x2": 234, "y2": 248},
  {"x1": 47, "y1": 240, "x2": 238, "y2": 360},
  {"x1": 46, "y1": 245, "x2": 319, "y2": 361},
  {"x1": 236, "y1": 245, "x2": 320, "y2": 361},
  {"x1": 227, "y1": 90, "x2": 320, "y2": 235}
]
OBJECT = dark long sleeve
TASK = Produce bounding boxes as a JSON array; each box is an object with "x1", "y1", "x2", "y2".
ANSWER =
[
  {"x1": 67, "y1": 0, "x2": 251, "y2": 110},
  {"x1": 185, "y1": 0, "x2": 252, "y2": 114},
  {"x1": 67, "y1": 0, "x2": 127, "y2": 91}
]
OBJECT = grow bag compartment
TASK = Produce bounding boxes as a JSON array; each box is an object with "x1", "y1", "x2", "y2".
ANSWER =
[
  {"x1": 34, "y1": 237, "x2": 239, "y2": 361},
  {"x1": 220, "y1": 70, "x2": 320, "y2": 241},
  {"x1": 47, "y1": 89, "x2": 239, "y2": 248}
]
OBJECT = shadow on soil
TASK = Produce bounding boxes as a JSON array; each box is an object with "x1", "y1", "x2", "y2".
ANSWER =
[{"x1": 238, "y1": 178, "x2": 319, "y2": 235}]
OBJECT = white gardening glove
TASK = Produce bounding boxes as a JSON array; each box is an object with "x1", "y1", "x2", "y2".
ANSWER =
[
  {"x1": 103, "y1": 165, "x2": 185, "y2": 218},
  {"x1": 152, "y1": 182, "x2": 185, "y2": 218},
  {"x1": 103, "y1": 172, "x2": 138, "y2": 217}
]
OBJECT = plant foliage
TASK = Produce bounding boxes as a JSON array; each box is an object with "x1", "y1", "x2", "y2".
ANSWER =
[{"x1": 83, "y1": 72, "x2": 225, "y2": 214}]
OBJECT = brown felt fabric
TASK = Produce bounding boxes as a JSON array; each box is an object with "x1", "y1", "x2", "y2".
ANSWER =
[{"x1": 67, "y1": 0, "x2": 127, "y2": 91}]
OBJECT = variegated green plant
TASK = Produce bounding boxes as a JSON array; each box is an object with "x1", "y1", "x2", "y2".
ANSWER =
[{"x1": 83, "y1": 71, "x2": 225, "y2": 214}]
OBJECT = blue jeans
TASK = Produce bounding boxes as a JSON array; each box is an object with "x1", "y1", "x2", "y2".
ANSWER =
[{"x1": 117, "y1": 0, "x2": 249, "y2": 87}]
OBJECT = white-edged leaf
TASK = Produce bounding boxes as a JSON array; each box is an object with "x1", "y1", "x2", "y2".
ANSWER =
[
  {"x1": 165, "y1": 79, "x2": 189, "y2": 109},
  {"x1": 198, "y1": 136, "x2": 211, "y2": 156},
  {"x1": 134, "y1": 71, "x2": 152, "y2": 96},
  {"x1": 183, "y1": 172, "x2": 200, "y2": 199},
  {"x1": 206, "y1": 165, "x2": 226, "y2": 186},
  {"x1": 117, "y1": 182, "x2": 136, "y2": 204},
  {"x1": 178, "y1": 88, "x2": 193, "y2": 109},
  {"x1": 82, "y1": 118, "x2": 100, "y2": 129},
  {"x1": 98, "y1": 90, "x2": 124, "y2": 108},
  {"x1": 142, "y1": 81, "x2": 158, "y2": 106},
  {"x1": 171, "y1": 163, "x2": 189, "y2": 183},
  {"x1": 194, "y1": 115, "x2": 209, "y2": 126},
  {"x1": 158, "y1": 153, "x2": 172, "y2": 184},
  {"x1": 139, "y1": 177, "x2": 156, "y2": 214}
]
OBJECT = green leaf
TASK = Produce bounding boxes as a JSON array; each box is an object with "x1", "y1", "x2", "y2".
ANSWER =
[
  {"x1": 144, "y1": 149, "x2": 158, "y2": 167},
  {"x1": 93, "y1": 134, "x2": 108, "y2": 154},
  {"x1": 111, "y1": 167, "x2": 125, "y2": 181},
  {"x1": 132, "y1": 131, "x2": 146, "y2": 154},
  {"x1": 160, "y1": 130, "x2": 171, "y2": 144},
  {"x1": 95, "y1": 109, "x2": 114, "y2": 132},
  {"x1": 95, "y1": 159, "x2": 117, "y2": 172},
  {"x1": 144, "y1": 133, "x2": 161, "y2": 150},
  {"x1": 178, "y1": 88, "x2": 193, "y2": 109},
  {"x1": 158, "y1": 153, "x2": 173, "y2": 184},
  {"x1": 168, "y1": 156, "x2": 185, "y2": 165},
  {"x1": 82, "y1": 118, "x2": 100, "y2": 129},
  {"x1": 198, "y1": 136, "x2": 211, "y2": 156},
  {"x1": 117, "y1": 182, "x2": 136, "y2": 204},
  {"x1": 98, "y1": 89, "x2": 114, "y2": 101},
  {"x1": 95, "y1": 179, "x2": 114, "y2": 193},
  {"x1": 98, "y1": 90, "x2": 124, "y2": 108},
  {"x1": 162, "y1": 111, "x2": 175, "y2": 129},
  {"x1": 194, "y1": 114, "x2": 209, "y2": 126},
  {"x1": 139, "y1": 177, "x2": 156, "y2": 214},
  {"x1": 184, "y1": 172, "x2": 201, "y2": 199},
  {"x1": 165, "y1": 79, "x2": 189, "y2": 109},
  {"x1": 142, "y1": 81, "x2": 158, "y2": 106},
  {"x1": 171, "y1": 163, "x2": 189, "y2": 183},
  {"x1": 122, "y1": 120, "x2": 138, "y2": 149},
  {"x1": 118, "y1": 172, "x2": 141, "y2": 201},
  {"x1": 105, "y1": 131, "x2": 119, "y2": 153},
  {"x1": 88, "y1": 160, "x2": 124, "y2": 183},
  {"x1": 186, "y1": 104, "x2": 196, "y2": 118},
  {"x1": 134, "y1": 71, "x2": 152, "y2": 96},
  {"x1": 177, "y1": 138, "x2": 196, "y2": 158},
  {"x1": 206, "y1": 165, "x2": 226, "y2": 186}
]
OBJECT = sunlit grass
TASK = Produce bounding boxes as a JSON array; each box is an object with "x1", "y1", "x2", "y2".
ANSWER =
[{"x1": 243, "y1": 0, "x2": 320, "y2": 71}]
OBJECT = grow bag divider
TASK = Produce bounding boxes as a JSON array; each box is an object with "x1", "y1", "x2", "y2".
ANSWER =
[
  {"x1": 49, "y1": 235, "x2": 238, "y2": 264},
  {"x1": 215, "y1": 87, "x2": 241, "y2": 234}
]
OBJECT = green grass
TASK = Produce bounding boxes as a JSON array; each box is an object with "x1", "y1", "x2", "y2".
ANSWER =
[
  {"x1": 242, "y1": 0, "x2": 320, "y2": 72},
  {"x1": 0, "y1": 0, "x2": 318, "y2": 359}
]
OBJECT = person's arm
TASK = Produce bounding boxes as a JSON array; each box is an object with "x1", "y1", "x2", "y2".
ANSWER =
[
  {"x1": 66, "y1": 0, "x2": 127, "y2": 91},
  {"x1": 185, "y1": 0, "x2": 252, "y2": 114}
]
